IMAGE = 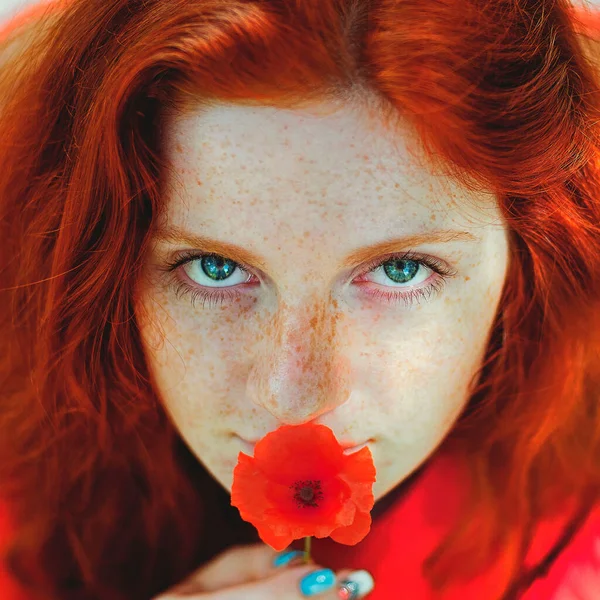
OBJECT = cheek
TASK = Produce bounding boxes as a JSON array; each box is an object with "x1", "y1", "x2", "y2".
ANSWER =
[
  {"x1": 135, "y1": 291, "x2": 248, "y2": 428},
  {"x1": 359, "y1": 293, "x2": 497, "y2": 443},
  {"x1": 360, "y1": 329, "x2": 480, "y2": 432}
]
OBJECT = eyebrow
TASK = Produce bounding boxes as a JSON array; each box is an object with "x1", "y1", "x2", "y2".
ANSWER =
[{"x1": 154, "y1": 226, "x2": 477, "y2": 271}]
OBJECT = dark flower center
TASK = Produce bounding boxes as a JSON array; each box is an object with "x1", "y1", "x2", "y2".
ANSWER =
[{"x1": 290, "y1": 479, "x2": 324, "y2": 508}]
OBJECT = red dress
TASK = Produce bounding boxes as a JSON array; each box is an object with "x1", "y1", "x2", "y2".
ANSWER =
[
  {"x1": 2, "y1": 2, "x2": 600, "y2": 598},
  {"x1": 311, "y1": 448, "x2": 600, "y2": 599}
]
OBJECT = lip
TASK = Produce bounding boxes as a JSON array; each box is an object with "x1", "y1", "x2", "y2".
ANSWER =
[
  {"x1": 342, "y1": 440, "x2": 371, "y2": 455},
  {"x1": 238, "y1": 438, "x2": 257, "y2": 456},
  {"x1": 340, "y1": 439, "x2": 367, "y2": 450},
  {"x1": 238, "y1": 436, "x2": 371, "y2": 456}
]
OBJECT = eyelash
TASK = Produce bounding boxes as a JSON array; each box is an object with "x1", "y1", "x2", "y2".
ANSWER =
[{"x1": 160, "y1": 250, "x2": 457, "y2": 310}]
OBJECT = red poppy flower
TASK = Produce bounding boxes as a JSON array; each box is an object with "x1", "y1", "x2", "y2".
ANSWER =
[{"x1": 230, "y1": 423, "x2": 376, "y2": 551}]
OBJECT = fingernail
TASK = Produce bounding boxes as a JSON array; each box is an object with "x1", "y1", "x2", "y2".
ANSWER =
[
  {"x1": 299, "y1": 568, "x2": 336, "y2": 596},
  {"x1": 338, "y1": 570, "x2": 375, "y2": 598},
  {"x1": 273, "y1": 549, "x2": 305, "y2": 568}
]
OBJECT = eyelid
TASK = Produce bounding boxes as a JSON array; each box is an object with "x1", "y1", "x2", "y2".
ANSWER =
[
  {"x1": 351, "y1": 250, "x2": 457, "y2": 284},
  {"x1": 164, "y1": 248, "x2": 457, "y2": 291},
  {"x1": 167, "y1": 249, "x2": 401, "y2": 279},
  {"x1": 162, "y1": 248, "x2": 459, "y2": 311},
  {"x1": 355, "y1": 251, "x2": 425, "y2": 276}
]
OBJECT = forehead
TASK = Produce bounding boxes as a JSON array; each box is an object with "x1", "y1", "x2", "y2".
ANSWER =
[{"x1": 161, "y1": 102, "x2": 498, "y2": 234}]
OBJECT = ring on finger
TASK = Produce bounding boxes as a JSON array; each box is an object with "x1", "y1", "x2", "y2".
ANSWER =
[{"x1": 337, "y1": 579, "x2": 360, "y2": 600}]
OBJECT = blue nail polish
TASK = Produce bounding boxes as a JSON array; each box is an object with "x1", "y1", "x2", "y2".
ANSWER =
[
  {"x1": 299, "y1": 568, "x2": 336, "y2": 596},
  {"x1": 273, "y1": 550, "x2": 305, "y2": 567}
]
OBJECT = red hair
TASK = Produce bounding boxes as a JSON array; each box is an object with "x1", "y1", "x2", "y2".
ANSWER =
[{"x1": 1, "y1": 0, "x2": 600, "y2": 598}]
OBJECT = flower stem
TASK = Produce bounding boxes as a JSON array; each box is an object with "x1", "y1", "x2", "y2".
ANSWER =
[{"x1": 304, "y1": 536, "x2": 312, "y2": 564}]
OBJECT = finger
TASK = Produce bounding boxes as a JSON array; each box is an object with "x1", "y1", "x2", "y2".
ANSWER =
[
  {"x1": 296, "y1": 567, "x2": 375, "y2": 600},
  {"x1": 160, "y1": 543, "x2": 305, "y2": 595},
  {"x1": 160, "y1": 565, "x2": 375, "y2": 600}
]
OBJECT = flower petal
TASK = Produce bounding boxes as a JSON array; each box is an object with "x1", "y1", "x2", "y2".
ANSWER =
[
  {"x1": 255, "y1": 525, "x2": 295, "y2": 552},
  {"x1": 328, "y1": 510, "x2": 372, "y2": 545},
  {"x1": 230, "y1": 453, "x2": 263, "y2": 513},
  {"x1": 347, "y1": 482, "x2": 375, "y2": 513},
  {"x1": 260, "y1": 500, "x2": 336, "y2": 539},
  {"x1": 253, "y1": 424, "x2": 345, "y2": 482},
  {"x1": 342, "y1": 445, "x2": 377, "y2": 484},
  {"x1": 338, "y1": 446, "x2": 376, "y2": 512},
  {"x1": 231, "y1": 455, "x2": 297, "y2": 550},
  {"x1": 268, "y1": 499, "x2": 357, "y2": 540}
]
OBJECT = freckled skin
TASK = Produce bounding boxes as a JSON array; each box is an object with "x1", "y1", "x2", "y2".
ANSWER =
[{"x1": 136, "y1": 100, "x2": 510, "y2": 502}]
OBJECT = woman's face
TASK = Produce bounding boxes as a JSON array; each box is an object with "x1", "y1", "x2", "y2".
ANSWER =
[{"x1": 136, "y1": 100, "x2": 510, "y2": 502}]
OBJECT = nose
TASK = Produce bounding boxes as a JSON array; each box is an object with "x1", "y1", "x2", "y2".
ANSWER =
[{"x1": 246, "y1": 298, "x2": 352, "y2": 425}]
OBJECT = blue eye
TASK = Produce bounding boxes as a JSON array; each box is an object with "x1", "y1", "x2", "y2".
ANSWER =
[{"x1": 161, "y1": 250, "x2": 457, "y2": 309}]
